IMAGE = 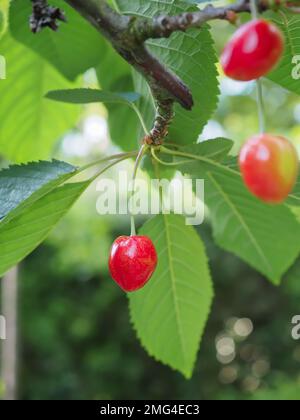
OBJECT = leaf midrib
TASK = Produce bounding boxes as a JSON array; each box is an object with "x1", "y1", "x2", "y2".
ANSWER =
[{"x1": 163, "y1": 213, "x2": 188, "y2": 371}]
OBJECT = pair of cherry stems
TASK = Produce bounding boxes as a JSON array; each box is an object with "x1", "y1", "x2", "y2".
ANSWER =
[
  {"x1": 81, "y1": 0, "x2": 265, "y2": 236},
  {"x1": 79, "y1": 143, "x2": 232, "y2": 237}
]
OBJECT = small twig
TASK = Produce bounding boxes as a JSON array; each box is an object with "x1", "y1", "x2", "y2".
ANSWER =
[{"x1": 132, "y1": 1, "x2": 251, "y2": 41}]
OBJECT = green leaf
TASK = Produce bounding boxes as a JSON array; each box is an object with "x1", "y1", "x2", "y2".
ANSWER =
[
  {"x1": 46, "y1": 88, "x2": 143, "y2": 151},
  {"x1": 96, "y1": 49, "x2": 141, "y2": 151},
  {"x1": 130, "y1": 214, "x2": 213, "y2": 378},
  {"x1": 0, "y1": 33, "x2": 79, "y2": 163},
  {"x1": 180, "y1": 138, "x2": 234, "y2": 162},
  {"x1": 104, "y1": 76, "x2": 141, "y2": 151},
  {"x1": 132, "y1": 70, "x2": 155, "y2": 142},
  {"x1": 0, "y1": 160, "x2": 77, "y2": 222},
  {"x1": 178, "y1": 143, "x2": 300, "y2": 284},
  {"x1": 0, "y1": 0, "x2": 9, "y2": 38},
  {"x1": 284, "y1": 257, "x2": 300, "y2": 285},
  {"x1": 96, "y1": 44, "x2": 134, "y2": 90},
  {"x1": 116, "y1": 0, "x2": 220, "y2": 145},
  {"x1": 267, "y1": 11, "x2": 300, "y2": 95},
  {"x1": 9, "y1": 0, "x2": 106, "y2": 80},
  {"x1": 46, "y1": 89, "x2": 140, "y2": 105},
  {"x1": 205, "y1": 170, "x2": 299, "y2": 285},
  {"x1": 0, "y1": 180, "x2": 89, "y2": 277}
]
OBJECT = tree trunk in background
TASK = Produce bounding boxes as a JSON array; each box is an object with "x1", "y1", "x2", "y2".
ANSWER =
[{"x1": 1, "y1": 266, "x2": 18, "y2": 400}]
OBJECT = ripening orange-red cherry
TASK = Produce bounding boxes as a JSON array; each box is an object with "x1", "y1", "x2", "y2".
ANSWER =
[
  {"x1": 221, "y1": 19, "x2": 284, "y2": 81},
  {"x1": 239, "y1": 134, "x2": 299, "y2": 204}
]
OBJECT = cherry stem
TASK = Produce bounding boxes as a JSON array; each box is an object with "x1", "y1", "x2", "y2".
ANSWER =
[
  {"x1": 250, "y1": 0, "x2": 266, "y2": 134},
  {"x1": 131, "y1": 103, "x2": 150, "y2": 137},
  {"x1": 250, "y1": 0, "x2": 258, "y2": 19},
  {"x1": 151, "y1": 147, "x2": 192, "y2": 166},
  {"x1": 160, "y1": 146, "x2": 239, "y2": 175},
  {"x1": 80, "y1": 151, "x2": 138, "y2": 172},
  {"x1": 130, "y1": 144, "x2": 148, "y2": 236},
  {"x1": 89, "y1": 156, "x2": 131, "y2": 182},
  {"x1": 256, "y1": 79, "x2": 266, "y2": 134}
]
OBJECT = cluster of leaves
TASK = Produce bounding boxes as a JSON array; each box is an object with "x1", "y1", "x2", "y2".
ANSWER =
[
  {"x1": 16, "y1": 218, "x2": 300, "y2": 400},
  {"x1": 1, "y1": 0, "x2": 300, "y2": 378}
]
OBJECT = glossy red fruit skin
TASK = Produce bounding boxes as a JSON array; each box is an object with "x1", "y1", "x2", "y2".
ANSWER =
[
  {"x1": 221, "y1": 19, "x2": 284, "y2": 81},
  {"x1": 239, "y1": 134, "x2": 299, "y2": 204},
  {"x1": 109, "y1": 236, "x2": 158, "y2": 292}
]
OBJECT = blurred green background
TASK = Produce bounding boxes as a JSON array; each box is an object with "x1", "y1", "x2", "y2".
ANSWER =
[{"x1": 1, "y1": 18, "x2": 300, "y2": 401}]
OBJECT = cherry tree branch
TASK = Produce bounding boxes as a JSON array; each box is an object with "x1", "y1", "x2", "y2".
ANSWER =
[
  {"x1": 63, "y1": 0, "x2": 194, "y2": 111},
  {"x1": 31, "y1": 0, "x2": 289, "y2": 145}
]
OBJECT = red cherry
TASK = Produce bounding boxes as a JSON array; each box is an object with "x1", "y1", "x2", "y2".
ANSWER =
[
  {"x1": 109, "y1": 235, "x2": 158, "y2": 292},
  {"x1": 239, "y1": 134, "x2": 299, "y2": 204},
  {"x1": 221, "y1": 19, "x2": 284, "y2": 81}
]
